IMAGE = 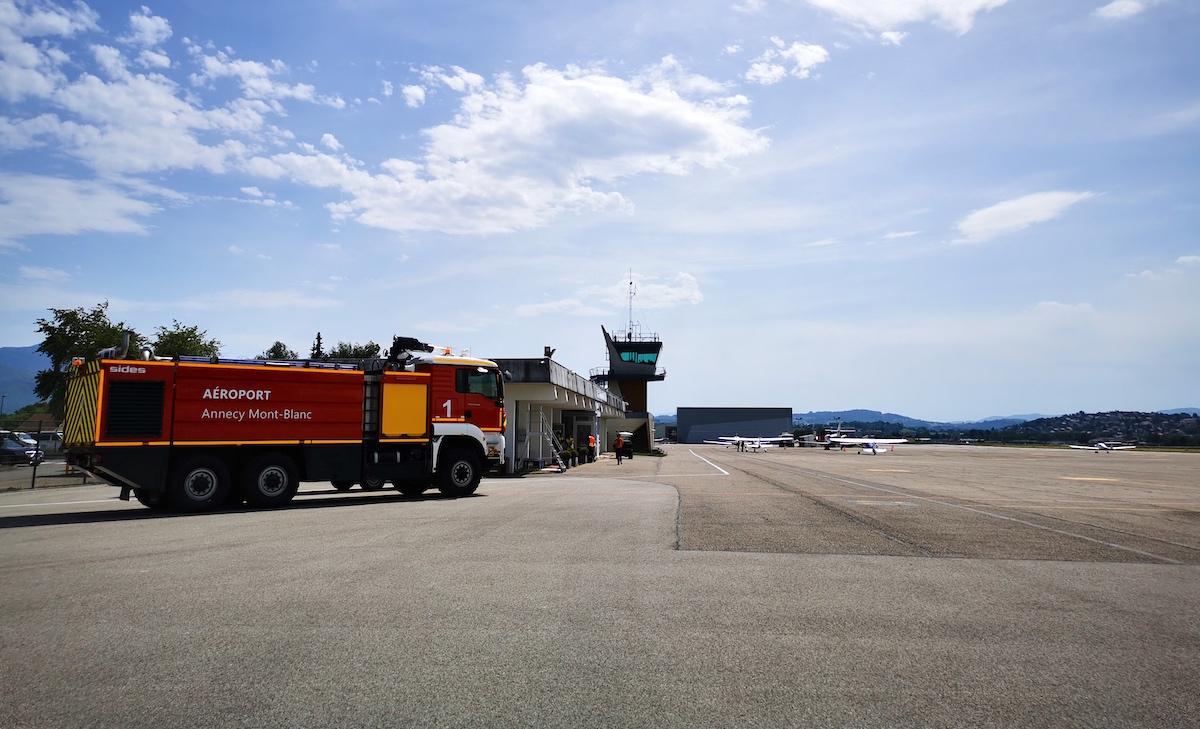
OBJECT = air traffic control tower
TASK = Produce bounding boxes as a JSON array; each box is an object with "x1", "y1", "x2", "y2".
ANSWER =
[{"x1": 590, "y1": 321, "x2": 665, "y2": 454}]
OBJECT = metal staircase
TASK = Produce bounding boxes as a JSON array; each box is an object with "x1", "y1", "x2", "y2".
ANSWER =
[{"x1": 539, "y1": 409, "x2": 566, "y2": 471}]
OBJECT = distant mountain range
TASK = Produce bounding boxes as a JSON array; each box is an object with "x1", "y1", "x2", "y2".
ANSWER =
[
  {"x1": 651, "y1": 407, "x2": 1200, "y2": 431},
  {"x1": 0, "y1": 345, "x2": 45, "y2": 413},
  {"x1": 791, "y1": 410, "x2": 1050, "y2": 431}
]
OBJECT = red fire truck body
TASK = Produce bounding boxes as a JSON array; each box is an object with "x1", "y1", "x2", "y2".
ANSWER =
[{"x1": 64, "y1": 338, "x2": 506, "y2": 511}]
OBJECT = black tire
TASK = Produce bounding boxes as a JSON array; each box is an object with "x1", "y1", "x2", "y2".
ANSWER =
[
  {"x1": 169, "y1": 455, "x2": 232, "y2": 512},
  {"x1": 437, "y1": 448, "x2": 481, "y2": 497},
  {"x1": 360, "y1": 476, "x2": 386, "y2": 492},
  {"x1": 331, "y1": 480, "x2": 354, "y2": 492},
  {"x1": 394, "y1": 480, "x2": 428, "y2": 497},
  {"x1": 133, "y1": 488, "x2": 168, "y2": 510},
  {"x1": 241, "y1": 453, "x2": 300, "y2": 507}
]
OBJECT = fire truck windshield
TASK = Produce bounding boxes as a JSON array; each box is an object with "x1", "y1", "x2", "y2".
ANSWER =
[{"x1": 457, "y1": 367, "x2": 501, "y2": 400}]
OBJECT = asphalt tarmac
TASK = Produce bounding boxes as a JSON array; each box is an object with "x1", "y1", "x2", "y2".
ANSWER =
[{"x1": 1, "y1": 444, "x2": 1197, "y2": 727}]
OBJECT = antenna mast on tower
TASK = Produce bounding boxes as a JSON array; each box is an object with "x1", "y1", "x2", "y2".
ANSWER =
[{"x1": 626, "y1": 270, "x2": 637, "y2": 337}]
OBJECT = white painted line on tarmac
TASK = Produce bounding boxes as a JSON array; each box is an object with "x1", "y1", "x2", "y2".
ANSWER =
[{"x1": 688, "y1": 450, "x2": 729, "y2": 475}]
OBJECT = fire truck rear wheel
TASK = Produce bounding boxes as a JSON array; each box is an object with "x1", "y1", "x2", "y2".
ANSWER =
[
  {"x1": 169, "y1": 455, "x2": 232, "y2": 512},
  {"x1": 394, "y1": 480, "x2": 427, "y2": 497},
  {"x1": 133, "y1": 488, "x2": 167, "y2": 510},
  {"x1": 360, "y1": 476, "x2": 386, "y2": 491},
  {"x1": 242, "y1": 453, "x2": 299, "y2": 507},
  {"x1": 437, "y1": 448, "x2": 481, "y2": 497}
]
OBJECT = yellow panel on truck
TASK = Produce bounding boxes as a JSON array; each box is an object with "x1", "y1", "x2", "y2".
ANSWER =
[{"x1": 381, "y1": 372, "x2": 431, "y2": 440}]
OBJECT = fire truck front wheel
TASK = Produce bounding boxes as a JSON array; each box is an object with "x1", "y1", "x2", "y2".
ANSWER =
[
  {"x1": 242, "y1": 453, "x2": 300, "y2": 507},
  {"x1": 437, "y1": 448, "x2": 481, "y2": 497},
  {"x1": 169, "y1": 455, "x2": 232, "y2": 512}
]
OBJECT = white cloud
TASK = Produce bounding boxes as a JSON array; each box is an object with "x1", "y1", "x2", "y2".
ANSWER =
[
  {"x1": 0, "y1": 0, "x2": 99, "y2": 102},
  {"x1": 1177, "y1": 255, "x2": 1200, "y2": 266},
  {"x1": 514, "y1": 298, "x2": 610, "y2": 318},
  {"x1": 256, "y1": 60, "x2": 768, "y2": 235},
  {"x1": 0, "y1": 9, "x2": 366, "y2": 246},
  {"x1": 419, "y1": 65, "x2": 484, "y2": 92},
  {"x1": 804, "y1": 0, "x2": 1010, "y2": 37},
  {"x1": 733, "y1": 0, "x2": 767, "y2": 12},
  {"x1": 18, "y1": 265, "x2": 70, "y2": 282},
  {"x1": 137, "y1": 49, "x2": 170, "y2": 68},
  {"x1": 187, "y1": 42, "x2": 345, "y2": 108},
  {"x1": 1031, "y1": 301, "x2": 1095, "y2": 317},
  {"x1": 1125, "y1": 269, "x2": 1159, "y2": 280},
  {"x1": 516, "y1": 273, "x2": 703, "y2": 318},
  {"x1": 954, "y1": 191, "x2": 1095, "y2": 244},
  {"x1": 0, "y1": 112, "x2": 61, "y2": 149},
  {"x1": 0, "y1": 174, "x2": 156, "y2": 247},
  {"x1": 174, "y1": 288, "x2": 343, "y2": 310},
  {"x1": 381, "y1": 80, "x2": 393, "y2": 97},
  {"x1": 745, "y1": 37, "x2": 829, "y2": 84},
  {"x1": 320, "y1": 133, "x2": 342, "y2": 151},
  {"x1": 1094, "y1": 1, "x2": 1163, "y2": 20},
  {"x1": 121, "y1": 7, "x2": 172, "y2": 48},
  {"x1": 1144, "y1": 102, "x2": 1200, "y2": 135},
  {"x1": 401, "y1": 84, "x2": 425, "y2": 108},
  {"x1": 627, "y1": 272, "x2": 705, "y2": 308},
  {"x1": 241, "y1": 186, "x2": 263, "y2": 197}
]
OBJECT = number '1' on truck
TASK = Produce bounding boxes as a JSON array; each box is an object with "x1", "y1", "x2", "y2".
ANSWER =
[{"x1": 63, "y1": 334, "x2": 507, "y2": 511}]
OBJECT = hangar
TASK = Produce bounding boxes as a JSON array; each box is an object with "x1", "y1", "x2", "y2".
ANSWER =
[{"x1": 677, "y1": 407, "x2": 793, "y2": 444}]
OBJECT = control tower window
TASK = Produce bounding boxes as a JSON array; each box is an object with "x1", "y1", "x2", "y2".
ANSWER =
[{"x1": 618, "y1": 351, "x2": 658, "y2": 365}]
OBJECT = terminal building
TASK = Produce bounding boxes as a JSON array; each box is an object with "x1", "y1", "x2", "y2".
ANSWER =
[{"x1": 490, "y1": 350, "x2": 625, "y2": 474}]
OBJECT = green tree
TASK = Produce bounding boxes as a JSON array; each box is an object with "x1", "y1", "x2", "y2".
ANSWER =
[
  {"x1": 310, "y1": 332, "x2": 325, "y2": 359},
  {"x1": 35, "y1": 302, "x2": 138, "y2": 419},
  {"x1": 327, "y1": 340, "x2": 382, "y2": 359},
  {"x1": 152, "y1": 320, "x2": 221, "y2": 358},
  {"x1": 258, "y1": 341, "x2": 299, "y2": 360}
]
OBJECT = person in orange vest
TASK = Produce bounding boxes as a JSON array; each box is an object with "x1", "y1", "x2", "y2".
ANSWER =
[
  {"x1": 588, "y1": 434, "x2": 596, "y2": 463},
  {"x1": 614, "y1": 435, "x2": 624, "y2": 464}
]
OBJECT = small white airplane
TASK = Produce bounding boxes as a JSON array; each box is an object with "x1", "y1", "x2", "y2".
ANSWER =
[
  {"x1": 827, "y1": 436, "x2": 908, "y2": 454},
  {"x1": 1068, "y1": 442, "x2": 1136, "y2": 452},
  {"x1": 703, "y1": 435, "x2": 794, "y2": 452}
]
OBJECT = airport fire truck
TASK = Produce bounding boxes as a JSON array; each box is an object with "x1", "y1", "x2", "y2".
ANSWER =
[{"x1": 63, "y1": 334, "x2": 506, "y2": 511}]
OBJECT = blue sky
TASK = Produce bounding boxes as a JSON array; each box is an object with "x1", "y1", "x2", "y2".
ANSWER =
[{"x1": 1, "y1": 0, "x2": 1197, "y2": 421}]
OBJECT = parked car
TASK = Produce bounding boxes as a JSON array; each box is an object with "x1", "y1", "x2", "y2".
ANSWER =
[
  {"x1": 14, "y1": 431, "x2": 38, "y2": 448},
  {"x1": 33, "y1": 431, "x2": 64, "y2": 453},
  {"x1": 1, "y1": 435, "x2": 42, "y2": 465}
]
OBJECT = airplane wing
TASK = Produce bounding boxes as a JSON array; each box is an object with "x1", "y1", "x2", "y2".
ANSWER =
[
  {"x1": 1068, "y1": 445, "x2": 1097, "y2": 450},
  {"x1": 829, "y1": 437, "x2": 908, "y2": 445}
]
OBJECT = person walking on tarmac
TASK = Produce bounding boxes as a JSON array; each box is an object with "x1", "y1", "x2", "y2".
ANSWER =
[{"x1": 614, "y1": 434, "x2": 624, "y2": 464}]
